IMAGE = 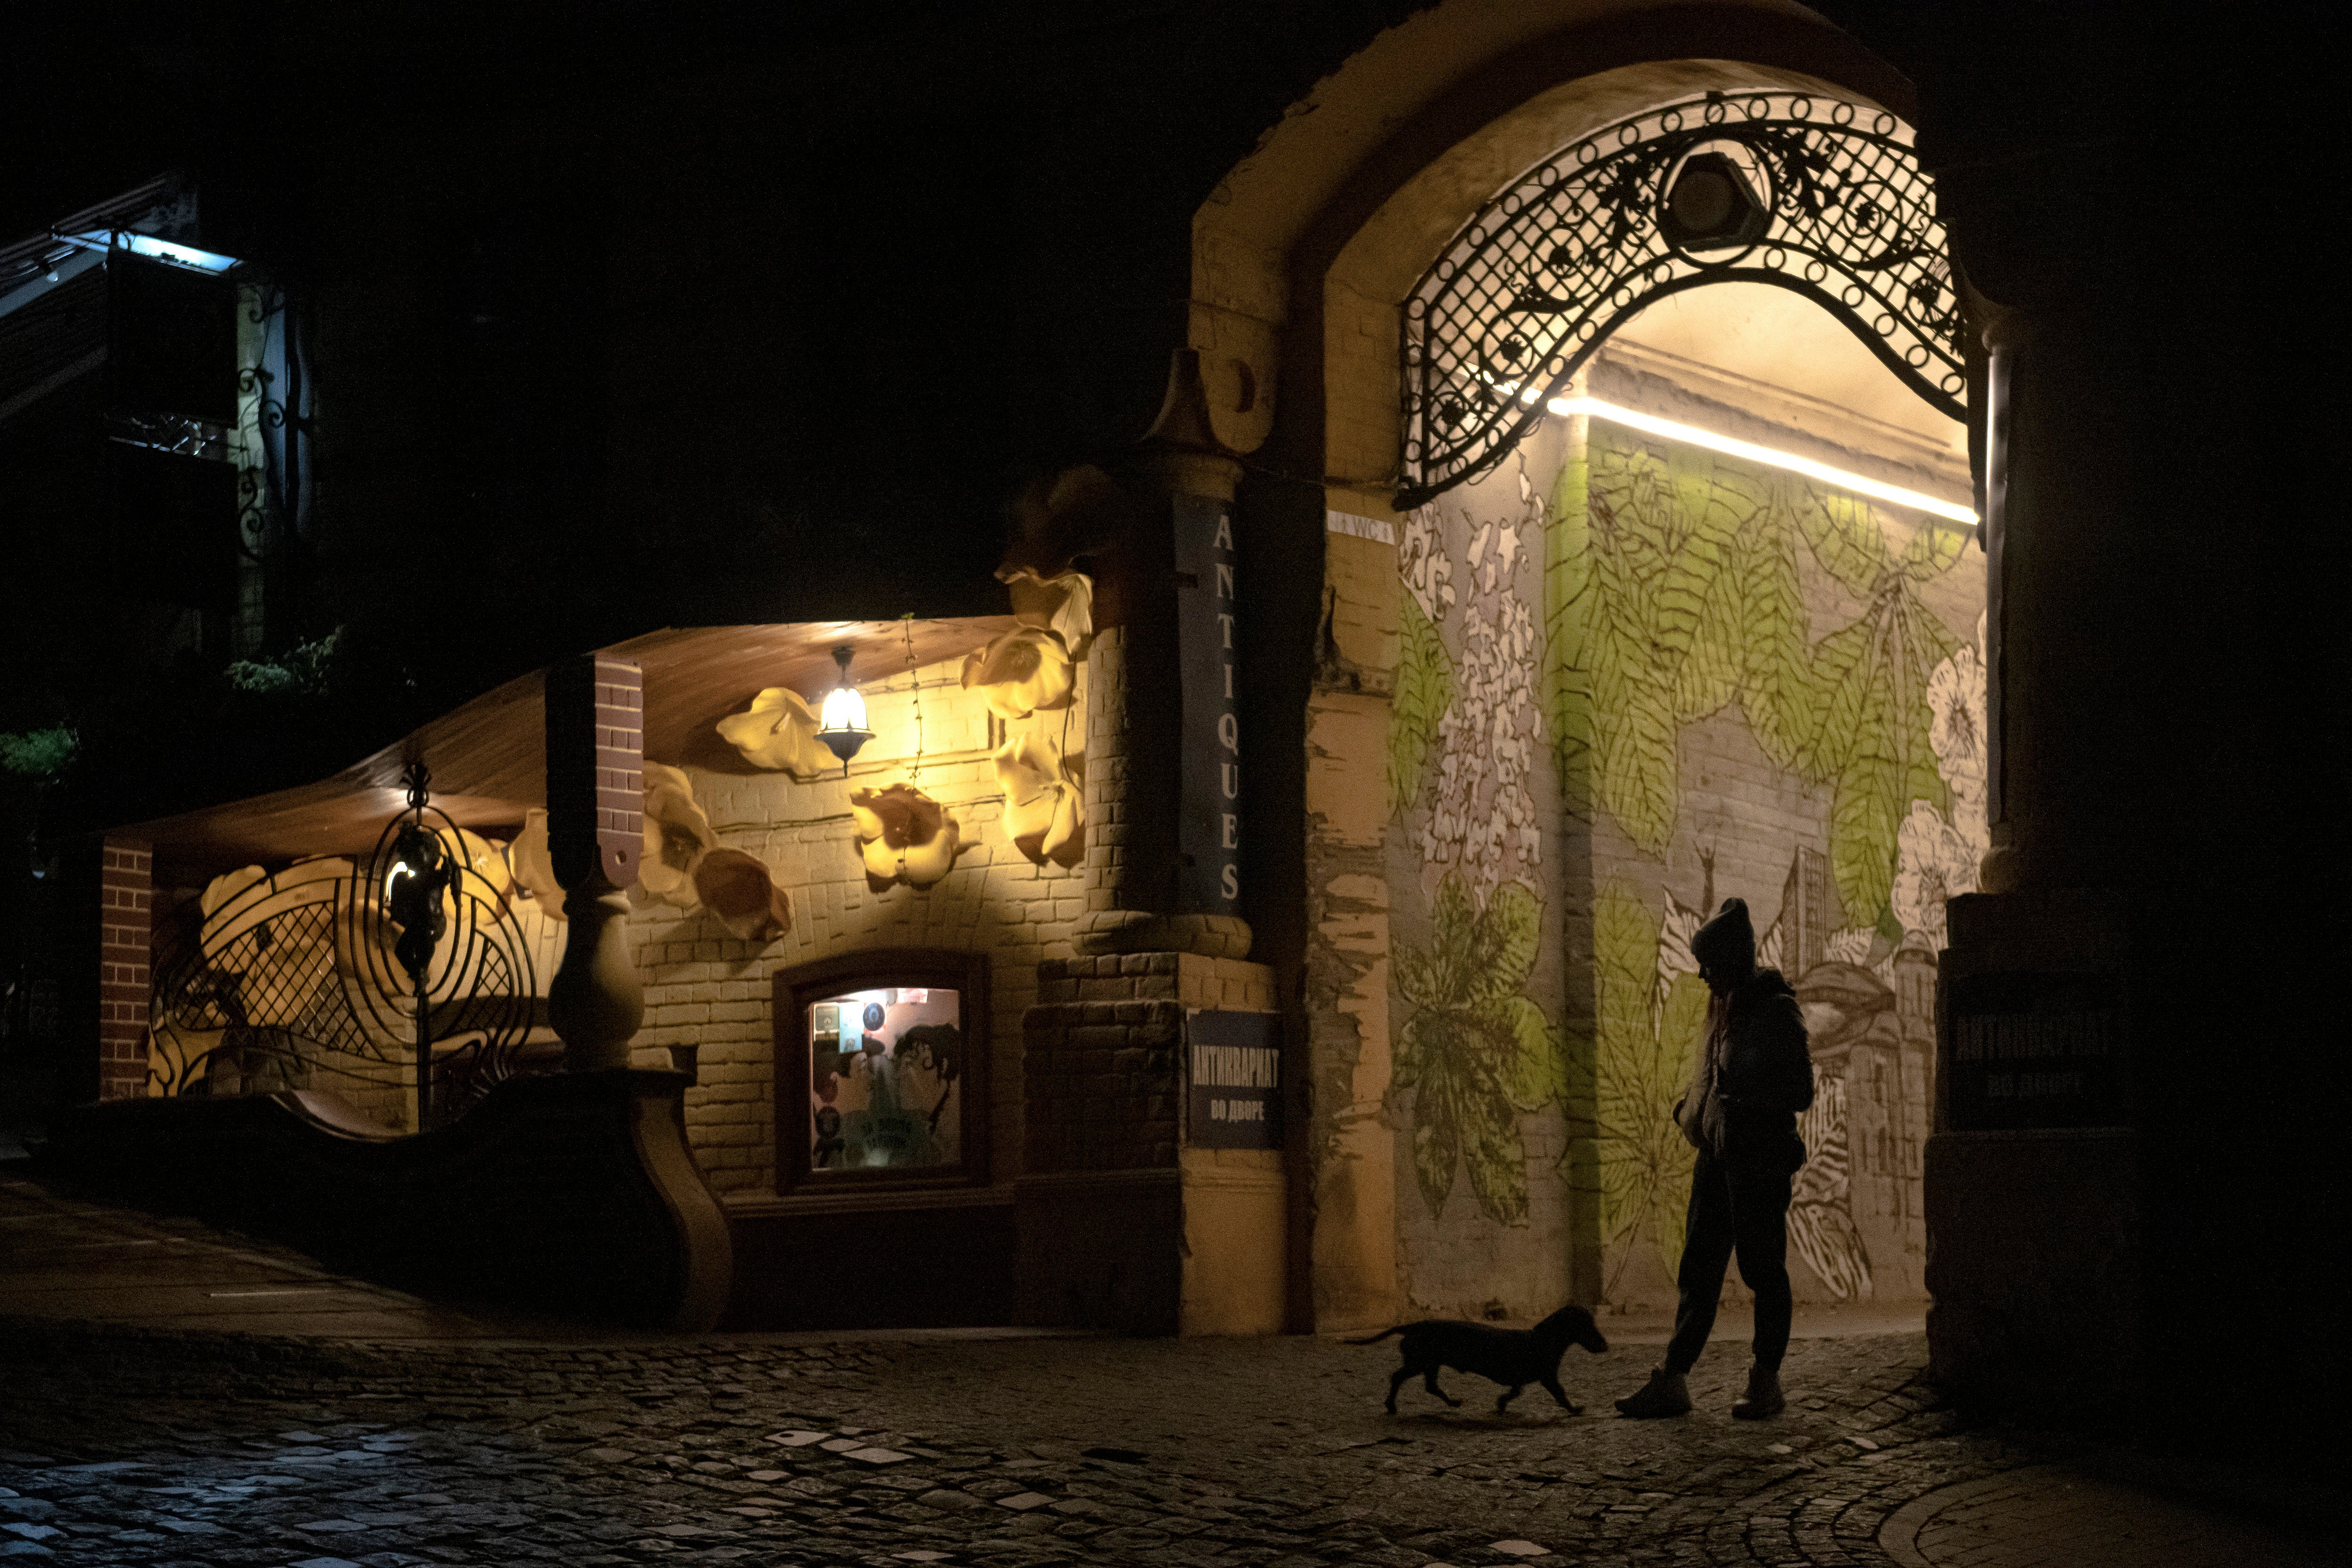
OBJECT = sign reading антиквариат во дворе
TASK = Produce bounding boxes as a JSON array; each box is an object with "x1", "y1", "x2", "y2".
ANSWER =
[{"x1": 1186, "y1": 1008, "x2": 1279, "y2": 1150}]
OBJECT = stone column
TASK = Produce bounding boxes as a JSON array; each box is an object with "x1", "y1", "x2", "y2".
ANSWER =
[
  {"x1": 1014, "y1": 352, "x2": 1283, "y2": 1336},
  {"x1": 539, "y1": 653, "x2": 734, "y2": 1330},
  {"x1": 1077, "y1": 349, "x2": 1252, "y2": 962},
  {"x1": 1924, "y1": 131, "x2": 2316, "y2": 1424},
  {"x1": 545, "y1": 655, "x2": 645, "y2": 1071}
]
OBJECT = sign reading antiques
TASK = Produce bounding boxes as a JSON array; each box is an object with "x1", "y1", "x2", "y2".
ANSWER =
[
  {"x1": 1945, "y1": 971, "x2": 2128, "y2": 1131},
  {"x1": 1186, "y1": 1009, "x2": 1279, "y2": 1149},
  {"x1": 1174, "y1": 494, "x2": 1240, "y2": 912}
]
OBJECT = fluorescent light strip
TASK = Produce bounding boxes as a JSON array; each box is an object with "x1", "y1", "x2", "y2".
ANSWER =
[{"x1": 1547, "y1": 395, "x2": 1978, "y2": 525}]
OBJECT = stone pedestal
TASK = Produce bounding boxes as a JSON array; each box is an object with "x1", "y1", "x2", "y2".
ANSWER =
[
  {"x1": 1013, "y1": 951, "x2": 1284, "y2": 1335},
  {"x1": 544, "y1": 656, "x2": 646, "y2": 1071},
  {"x1": 1928, "y1": 890, "x2": 2137, "y2": 1412}
]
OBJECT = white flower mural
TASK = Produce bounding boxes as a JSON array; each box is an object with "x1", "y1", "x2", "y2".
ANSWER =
[
  {"x1": 1420, "y1": 461, "x2": 1545, "y2": 895},
  {"x1": 1891, "y1": 800, "x2": 1979, "y2": 951},
  {"x1": 1895, "y1": 613, "x2": 1992, "y2": 949},
  {"x1": 1398, "y1": 501, "x2": 1455, "y2": 623}
]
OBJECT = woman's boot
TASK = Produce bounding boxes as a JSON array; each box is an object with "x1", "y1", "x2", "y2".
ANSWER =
[
  {"x1": 1613, "y1": 1365, "x2": 1692, "y2": 1418},
  {"x1": 1732, "y1": 1364, "x2": 1785, "y2": 1419}
]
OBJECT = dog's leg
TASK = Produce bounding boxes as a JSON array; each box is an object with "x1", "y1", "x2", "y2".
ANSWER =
[
  {"x1": 1386, "y1": 1365, "x2": 1413, "y2": 1415},
  {"x1": 1497, "y1": 1384, "x2": 1523, "y2": 1413},
  {"x1": 1422, "y1": 1370, "x2": 1461, "y2": 1408},
  {"x1": 1541, "y1": 1374, "x2": 1581, "y2": 1415}
]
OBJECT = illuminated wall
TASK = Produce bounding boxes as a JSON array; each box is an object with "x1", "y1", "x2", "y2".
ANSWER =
[
  {"x1": 1384, "y1": 347, "x2": 1982, "y2": 1314},
  {"x1": 627, "y1": 656, "x2": 1088, "y2": 1194}
]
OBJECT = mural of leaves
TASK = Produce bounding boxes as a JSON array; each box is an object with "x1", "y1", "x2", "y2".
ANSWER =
[
  {"x1": 1736, "y1": 517, "x2": 1819, "y2": 773},
  {"x1": 1797, "y1": 489, "x2": 1887, "y2": 596},
  {"x1": 1573, "y1": 443, "x2": 1781, "y2": 855},
  {"x1": 1389, "y1": 589, "x2": 1453, "y2": 820},
  {"x1": 1393, "y1": 875, "x2": 1561, "y2": 1226},
  {"x1": 1593, "y1": 880, "x2": 1706, "y2": 1288},
  {"x1": 1564, "y1": 431, "x2": 1969, "y2": 926},
  {"x1": 1806, "y1": 572, "x2": 1958, "y2": 923}
]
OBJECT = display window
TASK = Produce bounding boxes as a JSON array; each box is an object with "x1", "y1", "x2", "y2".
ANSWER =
[{"x1": 773, "y1": 950, "x2": 990, "y2": 1193}]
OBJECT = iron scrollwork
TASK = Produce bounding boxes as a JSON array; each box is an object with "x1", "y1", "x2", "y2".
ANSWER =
[
  {"x1": 147, "y1": 767, "x2": 553, "y2": 1130},
  {"x1": 234, "y1": 284, "x2": 309, "y2": 566},
  {"x1": 1401, "y1": 91, "x2": 1964, "y2": 509}
]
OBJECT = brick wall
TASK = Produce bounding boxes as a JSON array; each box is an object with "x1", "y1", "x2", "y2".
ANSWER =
[
  {"x1": 1020, "y1": 953, "x2": 1280, "y2": 1175},
  {"x1": 630, "y1": 656, "x2": 1087, "y2": 1194},
  {"x1": 96, "y1": 838, "x2": 151, "y2": 1101},
  {"x1": 1023, "y1": 954, "x2": 1184, "y2": 1172}
]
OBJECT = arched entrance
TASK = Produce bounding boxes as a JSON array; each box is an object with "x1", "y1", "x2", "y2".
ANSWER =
[{"x1": 1188, "y1": 6, "x2": 1979, "y2": 1334}]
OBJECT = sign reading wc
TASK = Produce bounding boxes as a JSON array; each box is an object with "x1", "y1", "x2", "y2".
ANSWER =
[
  {"x1": 1175, "y1": 494, "x2": 1239, "y2": 911},
  {"x1": 1186, "y1": 1009, "x2": 1279, "y2": 1149}
]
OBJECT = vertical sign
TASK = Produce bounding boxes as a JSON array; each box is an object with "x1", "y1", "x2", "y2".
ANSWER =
[
  {"x1": 1186, "y1": 1009, "x2": 1280, "y2": 1149},
  {"x1": 1173, "y1": 493, "x2": 1239, "y2": 912}
]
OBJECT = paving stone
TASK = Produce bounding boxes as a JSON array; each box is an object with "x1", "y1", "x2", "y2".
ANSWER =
[{"x1": 0, "y1": 1250, "x2": 2328, "y2": 1568}]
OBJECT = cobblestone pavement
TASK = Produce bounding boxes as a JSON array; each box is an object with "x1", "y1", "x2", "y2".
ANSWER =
[
  {"x1": 8, "y1": 1313, "x2": 2328, "y2": 1568},
  {"x1": 1, "y1": 1182, "x2": 2333, "y2": 1568}
]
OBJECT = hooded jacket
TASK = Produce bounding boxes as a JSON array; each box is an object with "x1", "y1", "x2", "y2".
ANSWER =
[{"x1": 1676, "y1": 967, "x2": 1815, "y2": 1170}]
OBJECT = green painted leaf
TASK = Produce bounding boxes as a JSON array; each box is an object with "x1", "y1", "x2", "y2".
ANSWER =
[
  {"x1": 1659, "y1": 971, "x2": 1710, "y2": 1086},
  {"x1": 1899, "y1": 518, "x2": 1970, "y2": 582},
  {"x1": 1803, "y1": 612, "x2": 1879, "y2": 782},
  {"x1": 1831, "y1": 736, "x2": 1903, "y2": 924},
  {"x1": 1460, "y1": 1088, "x2": 1529, "y2": 1226},
  {"x1": 1797, "y1": 486, "x2": 1888, "y2": 596},
  {"x1": 1650, "y1": 465, "x2": 1740, "y2": 669},
  {"x1": 1389, "y1": 589, "x2": 1453, "y2": 820},
  {"x1": 1546, "y1": 441, "x2": 1597, "y2": 816},
  {"x1": 1737, "y1": 517, "x2": 1818, "y2": 772},
  {"x1": 1413, "y1": 1092, "x2": 1462, "y2": 1218},
  {"x1": 1499, "y1": 995, "x2": 1561, "y2": 1113},
  {"x1": 1394, "y1": 875, "x2": 1557, "y2": 1227},
  {"x1": 1477, "y1": 879, "x2": 1544, "y2": 995},
  {"x1": 1671, "y1": 525, "x2": 1744, "y2": 723},
  {"x1": 1393, "y1": 1009, "x2": 1433, "y2": 1092},
  {"x1": 1593, "y1": 882, "x2": 1702, "y2": 1285},
  {"x1": 1597, "y1": 644, "x2": 1680, "y2": 854}
]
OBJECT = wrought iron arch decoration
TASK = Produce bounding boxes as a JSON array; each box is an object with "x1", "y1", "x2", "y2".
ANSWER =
[{"x1": 1400, "y1": 91, "x2": 1963, "y2": 509}]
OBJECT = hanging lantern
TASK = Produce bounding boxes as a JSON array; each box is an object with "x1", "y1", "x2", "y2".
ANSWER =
[{"x1": 815, "y1": 645, "x2": 875, "y2": 771}]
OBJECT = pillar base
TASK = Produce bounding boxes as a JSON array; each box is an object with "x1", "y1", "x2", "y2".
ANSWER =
[
  {"x1": 1928, "y1": 888, "x2": 2141, "y2": 1417},
  {"x1": 1077, "y1": 908, "x2": 1252, "y2": 959},
  {"x1": 1016, "y1": 951, "x2": 1285, "y2": 1335}
]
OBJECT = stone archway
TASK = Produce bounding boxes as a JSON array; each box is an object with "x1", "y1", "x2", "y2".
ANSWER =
[{"x1": 1186, "y1": 3, "x2": 1963, "y2": 1333}]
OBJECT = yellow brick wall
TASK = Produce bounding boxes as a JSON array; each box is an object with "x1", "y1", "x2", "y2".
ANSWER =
[{"x1": 628, "y1": 654, "x2": 1087, "y2": 1193}]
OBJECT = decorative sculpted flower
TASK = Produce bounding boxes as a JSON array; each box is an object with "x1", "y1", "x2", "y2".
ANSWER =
[
  {"x1": 850, "y1": 782, "x2": 964, "y2": 891},
  {"x1": 998, "y1": 567, "x2": 1095, "y2": 661},
  {"x1": 716, "y1": 686, "x2": 834, "y2": 776},
  {"x1": 690, "y1": 848, "x2": 792, "y2": 943},
  {"x1": 509, "y1": 809, "x2": 564, "y2": 918},
  {"x1": 960, "y1": 626, "x2": 1076, "y2": 721},
  {"x1": 639, "y1": 761, "x2": 717, "y2": 911},
  {"x1": 994, "y1": 733, "x2": 1084, "y2": 867}
]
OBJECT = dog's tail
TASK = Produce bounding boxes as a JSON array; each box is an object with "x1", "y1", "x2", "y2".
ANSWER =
[{"x1": 1343, "y1": 1326, "x2": 1406, "y2": 1345}]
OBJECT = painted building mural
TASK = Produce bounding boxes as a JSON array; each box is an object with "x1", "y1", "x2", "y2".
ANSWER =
[{"x1": 1386, "y1": 367, "x2": 1983, "y2": 1316}]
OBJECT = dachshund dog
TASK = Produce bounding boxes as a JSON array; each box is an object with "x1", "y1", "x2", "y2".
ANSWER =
[{"x1": 1349, "y1": 1303, "x2": 1609, "y2": 1415}]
